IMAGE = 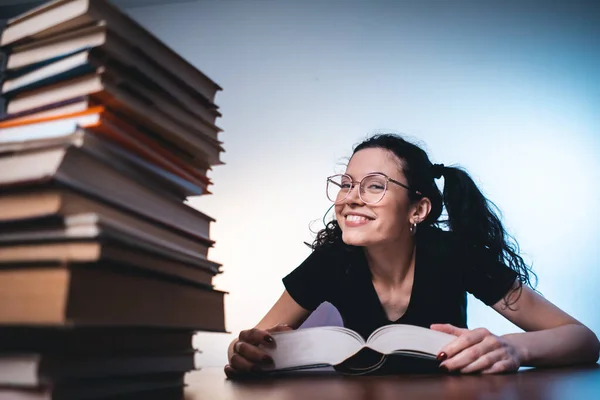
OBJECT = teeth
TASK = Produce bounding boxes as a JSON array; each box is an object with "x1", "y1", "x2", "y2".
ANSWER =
[{"x1": 346, "y1": 215, "x2": 369, "y2": 222}]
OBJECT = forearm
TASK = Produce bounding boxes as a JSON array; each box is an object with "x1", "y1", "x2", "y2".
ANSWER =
[{"x1": 503, "y1": 324, "x2": 600, "y2": 367}]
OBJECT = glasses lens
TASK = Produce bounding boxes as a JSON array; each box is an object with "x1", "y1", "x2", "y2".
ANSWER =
[
  {"x1": 360, "y1": 175, "x2": 387, "y2": 204},
  {"x1": 327, "y1": 175, "x2": 351, "y2": 203}
]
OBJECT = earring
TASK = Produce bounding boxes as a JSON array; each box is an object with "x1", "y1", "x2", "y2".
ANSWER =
[{"x1": 410, "y1": 218, "x2": 420, "y2": 235}]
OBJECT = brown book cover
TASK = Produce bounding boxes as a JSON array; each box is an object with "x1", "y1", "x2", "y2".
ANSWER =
[
  {"x1": 0, "y1": 264, "x2": 227, "y2": 330},
  {"x1": 0, "y1": 241, "x2": 218, "y2": 287}
]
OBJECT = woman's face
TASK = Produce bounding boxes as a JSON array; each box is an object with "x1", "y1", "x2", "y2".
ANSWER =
[{"x1": 334, "y1": 148, "x2": 413, "y2": 247}]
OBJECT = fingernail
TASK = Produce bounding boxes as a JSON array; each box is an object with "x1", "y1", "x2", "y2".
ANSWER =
[
  {"x1": 437, "y1": 352, "x2": 447, "y2": 361},
  {"x1": 262, "y1": 355, "x2": 274, "y2": 365},
  {"x1": 264, "y1": 335, "x2": 274, "y2": 343},
  {"x1": 439, "y1": 365, "x2": 449, "y2": 372}
]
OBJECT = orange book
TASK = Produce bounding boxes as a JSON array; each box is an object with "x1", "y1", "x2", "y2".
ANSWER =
[
  {"x1": 0, "y1": 105, "x2": 212, "y2": 188},
  {"x1": 0, "y1": 104, "x2": 105, "y2": 128},
  {"x1": 4, "y1": 71, "x2": 223, "y2": 167}
]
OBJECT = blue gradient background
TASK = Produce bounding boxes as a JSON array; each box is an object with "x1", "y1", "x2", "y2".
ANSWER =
[{"x1": 129, "y1": 0, "x2": 600, "y2": 366}]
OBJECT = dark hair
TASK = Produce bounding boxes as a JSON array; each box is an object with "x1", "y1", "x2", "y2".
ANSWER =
[{"x1": 312, "y1": 134, "x2": 536, "y2": 306}]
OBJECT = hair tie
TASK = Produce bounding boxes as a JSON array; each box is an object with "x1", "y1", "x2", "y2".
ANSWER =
[{"x1": 431, "y1": 163, "x2": 445, "y2": 179}]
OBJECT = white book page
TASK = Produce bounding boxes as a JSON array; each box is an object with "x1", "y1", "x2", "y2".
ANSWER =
[
  {"x1": 9, "y1": 26, "x2": 106, "y2": 69},
  {"x1": 0, "y1": 354, "x2": 41, "y2": 386},
  {"x1": 0, "y1": 147, "x2": 65, "y2": 184},
  {"x1": 262, "y1": 327, "x2": 364, "y2": 371},
  {"x1": 0, "y1": 114, "x2": 99, "y2": 143},
  {"x1": 366, "y1": 325, "x2": 456, "y2": 356},
  {"x1": 3, "y1": 51, "x2": 90, "y2": 93}
]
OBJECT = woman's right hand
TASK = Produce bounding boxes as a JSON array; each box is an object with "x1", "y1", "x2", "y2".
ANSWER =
[{"x1": 224, "y1": 324, "x2": 293, "y2": 379}]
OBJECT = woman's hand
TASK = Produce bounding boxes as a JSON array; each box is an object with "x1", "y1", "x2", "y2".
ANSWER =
[
  {"x1": 430, "y1": 324, "x2": 523, "y2": 374},
  {"x1": 224, "y1": 324, "x2": 293, "y2": 379}
]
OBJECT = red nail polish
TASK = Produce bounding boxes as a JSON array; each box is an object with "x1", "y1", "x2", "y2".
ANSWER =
[
  {"x1": 437, "y1": 352, "x2": 447, "y2": 361},
  {"x1": 264, "y1": 335, "x2": 274, "y2": 343},
  {"x1": 439, "y1": 365, "x2": 449, "y2": 372}
]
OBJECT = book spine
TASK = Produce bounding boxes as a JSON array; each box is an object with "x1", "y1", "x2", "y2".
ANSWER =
[{"x1": 0, "y1": 18, "x2": 8, "y2": 119}]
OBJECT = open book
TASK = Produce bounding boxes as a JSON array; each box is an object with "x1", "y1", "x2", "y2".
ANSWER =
[{"x1": 261, "y1": 325, "x2": 456, "y2": 375}]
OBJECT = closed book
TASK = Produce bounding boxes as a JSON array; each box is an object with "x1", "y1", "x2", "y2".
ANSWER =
[
  {"x1": 0, "y1": 146, "x2": 213, "y2": 241},
  {"x1": 3, "y1": 71, "x2": 222, "y2": 165},
  {"x1": 0, "y1": 264, "x2": 226, "y2": 330},
  {"x1": 0, "y1": 0, "x2": 221, "y2": 104},
  {"x1": 0, "y1": 105, "x2": 211, "y2": 182},
  {"x1": 0, "y1": 121, "x2": 210, "y2": 199},
  {"x1": 0, "y1": 96, "x2": 96, "y2": 122},
  {"x1": 5, "y1": 22, "x2": 221, "y2": 126},
  {"x1": 0, "y1": 241, "x2": 217, "y2": 287},
  {"x1": 3, "y1": 49, "x2": 222, "y2": 142},
  {"x1": 0, "y1": 352, "x2": 197, "y2": 387},
  {"x1": 0, "y1": 221, "x2": 214, "y2": 274},
  {"x1": 0, "y1": 373, "x2": 185, "y2": 400},
  {"x1": 2, "y1": 48, "x2": 104, "y2": 96},
  {"x1": 0, "y1": 188, "x2": 215, "y2": 262},
  {"x1": 0, "y1": 217, "x2": 215, "y2": 276},
  {"x1": 0, "y1": 327, "x2": 194, "y2": 356}
]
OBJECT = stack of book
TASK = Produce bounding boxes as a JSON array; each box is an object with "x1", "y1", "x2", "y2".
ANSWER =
[{"x1": 0, "y1": 0, "x2": 226, "y2": 398}]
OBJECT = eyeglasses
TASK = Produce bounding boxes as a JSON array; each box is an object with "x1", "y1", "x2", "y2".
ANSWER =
[{"x1": 326, "y1": 173, "x2": 421, "y2": 205}]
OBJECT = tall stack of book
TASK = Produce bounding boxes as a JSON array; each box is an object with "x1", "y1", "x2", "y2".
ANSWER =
[{"x1": 0, "y1": 0, "x2": 226, "y2": 398}]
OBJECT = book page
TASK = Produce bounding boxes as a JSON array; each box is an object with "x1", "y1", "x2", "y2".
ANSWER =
[
  {"x1": 366, "y1": 324, "x2": 455, "y2": 356},
  {"x1": 262, "y1": 326, "x2": 364, "y2": 371}
]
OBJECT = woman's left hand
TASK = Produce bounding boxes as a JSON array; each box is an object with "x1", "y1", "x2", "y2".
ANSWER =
[{"x1": 430, "y1": 324, "x2": 522, "y2": 374}]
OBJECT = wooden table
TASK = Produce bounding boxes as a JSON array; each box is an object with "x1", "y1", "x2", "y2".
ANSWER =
[{"x1": 184, "y1": 365, "x2": 600, "y2": 400}]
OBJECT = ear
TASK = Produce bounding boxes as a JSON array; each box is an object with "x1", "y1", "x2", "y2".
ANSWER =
[{"x1": 410, "y1": 197, "x2": 432, "y2": 224}]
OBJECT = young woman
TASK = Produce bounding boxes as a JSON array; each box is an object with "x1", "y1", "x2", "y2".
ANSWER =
[{"x1": 225, "y1": 134, "x2": 599, "y2": 377}]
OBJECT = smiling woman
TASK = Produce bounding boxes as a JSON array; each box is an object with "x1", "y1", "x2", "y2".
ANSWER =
[{"x1": 225, "y1": 133, "x2": 600, "y2": 378}]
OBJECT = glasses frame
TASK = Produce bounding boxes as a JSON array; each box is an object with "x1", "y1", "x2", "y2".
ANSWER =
[{"x1": 326, "y1": 172, "x2": 422, "y2": 205}]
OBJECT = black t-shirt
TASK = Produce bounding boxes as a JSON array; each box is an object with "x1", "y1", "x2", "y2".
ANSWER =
[{"x1": 283, "y1": 226, "x2": 518, "y2": 340}]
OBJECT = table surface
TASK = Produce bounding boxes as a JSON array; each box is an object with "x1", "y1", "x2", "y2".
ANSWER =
[{"x1": 184, "y1": 365, "x2": 600, "y2": 400}]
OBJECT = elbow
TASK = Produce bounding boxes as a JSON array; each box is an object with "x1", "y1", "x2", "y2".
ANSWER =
[
  {"x1": 591, "y1": 330, "x2": 600, "y2": 364},
  {"x1": 558, "y1": 323, "x2": 600, "y2": 365},
  {"x1": 579, "y1": 324, "x2": 600, "y2": 364}
]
